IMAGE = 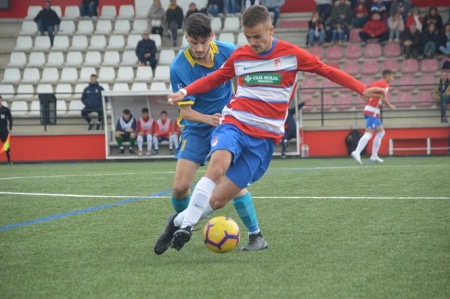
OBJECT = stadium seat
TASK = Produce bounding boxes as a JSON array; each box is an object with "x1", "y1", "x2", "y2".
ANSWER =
[
  {"x1": 20, "y1": 21, "x2": 38, "y2": 35},
  {"x1": 401, "y1": 59, "x2": 418, "y2": 74},
  {"x1": 107, "y1": 35, "x2": 125, "y2": 50},
  {"x1": 219, "y1": 33, "x2": 235, "y2": 43},
  {"x1": 153, "y1": 66, "x2": 170, "y2": 81},
  {"x1": 382, "y1": 59, "x2": 399, "y2": 73},
  {"x1": 71, "y1": 35, "x2": 88, "y2": 50},
  {"x1": 321, "y1": 79, "x2": 339, "y2": 93},
  {"x1": 14, "y1": 36, "x2": 33, "y2": 51},
  {"x1": 67, "y1": 100, "x2": 85, "y2": 116},
  {"x1": 21, "y1": 68, "x2": 40, "y2": 83},
  {"x1": 416, "y1": 92, "x2": 434, "y2": 108},
  {"x1": 360, "y1": 76, "x2": 376, "y2": 87},
  {"x1": 56, "y1": 100, "x2": 67, "y2": 116},
  {"x1": 348, "y1": 28, "x2": 362, "y2": 43},
  {"x1": 46, "y1": 52, "x2": 64, "y2": 66},
  {"x1": 342, "y1": 60, "x2": 359, "y2": 76},
  {"x1": 89, "y1": 35, "x2": 107, "y2": 50},
  {"x1": 58, "y1": 20, "x2": 76, "y2": 35},
  {"x1": 65, "y1": 52, "x2": 83, "y2": 66},
  {"x1": 300, "y1": 78, "x2": 317, "y2": 94},
  {"x1": 79, "y1": 67, "x2": 97, "y2": 82},
  {"x1": 159, "y1": 50, "x2": 175, "y2": 65},
  {"x1": 113, "y1": 20, "x2": 131, "y2": 34},
  {"x1": 421, "y1": 58, "x2": 438, "y2": 73},
  {"x1": 211, "y1": 17, "x2": 222, "y2": 32},
  {"x1": 131, "y1": 82, "x2": 148, "y2": 91},
  {"x1": 384, "y1": 43, "x2": 401, "y2": 58},
  {"x1": 345, "y1": 44, "x2": 362, "y2": 59},
  {"x1": 103, "y1": 51, "x2": 120, "y2": 66},
  {"x1": 8, "y1": 52, "x2": 26, "y2": 67},
  {"x1": 52, "y1": 6, "x2": 62, "y2": 18},
  {"x1": 98, "y1": 67, "x2": 116, "y2": 83},
  {"x1": 136, "y1": 67, "x2": 153, "y2": 81},
  {"x1": 55, "y1": 84, "x2": 73, "y2": 100},
  {"x1": 95, "y1": 20, "x2": 112, "y2": 34},
  {"x1": 27, "y1": 52, "x2": 46, "y2": 67},
  {"x1": 126, "y1": 34, "x2": 141, "y2": 50},
  {"x1": 361, "y1": 60, "x2": 379, "y2": 75},
  {"x1": 25, "y1": 6, "x2": 42, "y2": 20},
  {"x1": 0, "y1": 85, "x2": 15, "y2": 100},
  {"x1": 394, "y1": 92, "x2": 413, "y2": 108},
  {"x1": 40, "y1": 68, "x2": 59, "y2": 83},
  {"x1": 28, "y1": 101, "x2": 41, "y2": 117},
  {"x1": 100, "y1": 5, "x2": 117, "y2": 19},
  {"x1": 150, "y1": 82, "x2": 167, "y2": 90},
  {"x1": 223, "y1": 17, "x2": 240, "y2": 31},
  {"x1": 364, "y1": 43, "x2": 382, "y2": 58},
  {"x1": 84, "y1": 51, "x2": 102, "y2": 66},
  {"x1": 77, "y1": 20, "x2": 94, "y2": 35},
  {"x1": 325, "y1": 45, "x2": 343, "y2": 60},
  {"x1": 15, "y1": 84, "x2": 35, "y2": 101},
  {"x1": 236, "y1": 33, "x2": 247, "y2": 47},
  {"x1": 60, "y1": 68, "x2": 79, "y2": 83},
  {"x1": 116, "y1": 66, "x2": 135, "y2": 82},
  {"x1": 63, "y1": 6, "x2": 80, "y2": 19},
  {"x1": 2, "y1": 68, "x2": 21, "y2": 84},
  {"x1": 74, "y1": 83, "x2": 86, "y2": 96},
  {"x1": 36, "y1": 83, "x2": 53, "y2": 94},
  {"x1": 10, "y1": 101, "x2": 29, "y2": 116},
  {"x1": 308, "y1": 46, "x2": 324, "y2": 59},
  {"x1": 121, "y1": 51, "x2": 138, "y2": 65},
  {"x1": 52, "y1": 36, "x2": 70, "y2": 50},
  {"x1": 398, "y1": 76, "x2": 415, "y2": 91},
  {"x1": 181, "y1": 37, "x2": 189, "y2": 48},
  {"x1": 417, "y1": 75, "x2": 435, "y2": 91},
  {"x1": 132, "y1": 19, "x2": 148, "y2": 34},
  {"x1": 336, "y1": 93, "x2": 354, "y2": 110},
  {"x1": 318, "y1": 95, "x2": 333, "y2": 111},
  {"x1": 118, "y1": 5, "x2": 135, "y2": 19},
  {"x1": 112, "y1": 83, "x2": 129, "y2": 91}
]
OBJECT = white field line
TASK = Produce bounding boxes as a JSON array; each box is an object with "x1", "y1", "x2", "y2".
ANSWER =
[
  {"x1": 0, "y1": 172, "x2": 175, "y2": 181},
  {"x1": 0, "y1": 192, "x2": 448, "y2": 200}
]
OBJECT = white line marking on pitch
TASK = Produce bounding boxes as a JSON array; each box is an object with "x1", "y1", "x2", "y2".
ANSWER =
[
  {"x1": 0, "y1": 192, "x2": 165, "y2": 198},
  {"x1": 0, "y1": 172, "x2": 176, "y2": 181}
]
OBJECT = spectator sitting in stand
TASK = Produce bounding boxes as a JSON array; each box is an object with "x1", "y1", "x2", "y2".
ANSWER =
[
  {"x1": 80, "y1": 0, "x2": 98, "y2": 19},
  {"x1": 207, "y1": 0, "x2": 224, "y2": 17},
  {"x1": 389, "y1": 0, "x2": 411, "y2": 21},
  {"x1": 185, "y1": 2, "x2": 199, "y2": 21},
  {"x1": 423, "y1": 6, "x2": 443, "y2": 32},
  {"x1": 308, "y1": 12, "x2": 325, "y2": 46},
  {"x1": 405, "y1": 7, "x2": 423, "y2": 32},
  {"x1": 401, "y1": 23, "x2": 422, "y2": 59},
  {"x1": 370, "y1": 0, "x2": 387, "y2": 20},
  {"x1": 387, "y1": 12, "x2": 404, "y2": 43},
  {"x1": 146, "y1": 0, "x2": 166, "y2": 37},
  {"x1": 81, "y1": 74, "x2": 107, "y2": 130},
  {"x1": 115, "y1": 109, "x2": 137, "y2": 154},
  {"x1": 262, "y1": 0, "x2": 285, "y2": 27},
  {"x1": 314, "y1": 0, "x2": 332, "y2": 23},
  {"x1": 166, "y1": 0, "x2": 184, "y2": 47},
  {"x1": 359, "y1": 12, "x2": 389, "y2": 44},
  {"x1": 422, "y1": 22, "x2": 441, "y2": 59},
  {"x1": 326, "y1": 0, "x2": 352, "y2": 41},
  {"x1": 351, "y1": 0, "x2": 369, "y2": 28},
  {"x1": 135, "y1": 30, "x2": 158, "y2": 72},
  {"x1": 34, "y1": 1, "x2": 60, "y2": 46},
  {"x1": 331, "y1": 21, "x2": 347, "y2": 44},
  {"x1": 439, "y1": 23, "x2": 450, "y2": 56}
]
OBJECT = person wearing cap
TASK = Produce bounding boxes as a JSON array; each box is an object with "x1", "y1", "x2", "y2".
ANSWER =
[
  {"x1": 135, "y1": 30, "x2": 158, "y2": 72},
  {"x1": 81, "y1": 74, "x2": 107, "y2": 130}
]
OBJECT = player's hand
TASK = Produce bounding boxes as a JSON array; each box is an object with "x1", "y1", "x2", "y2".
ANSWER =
[
  {"x1": 303, "y1": 98, "x2": 312, "y2": 104},
  {"x1": 206, "y1": 113, "x2": 222, "y2": 127},
  {"x1": 167, "y1": 91, "x2": 184, "y2": 106},
  {"x1": 362, "y1": 87, "x2": 386, "y2": 99}
]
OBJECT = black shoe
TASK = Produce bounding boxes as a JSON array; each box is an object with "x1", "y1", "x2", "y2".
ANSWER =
[
  {"x1": 171, "y1": 226, "x2": 192, "y2": 251},
  {"x1": 154, "y1": 213, "x2": 179, "y2": 255},
  {"x1": 442, "y1": 116, "x2": 448, "y2": 123},
  {"x1": 169, "y1": 148, "x2": 174, "y2": 154},
  {"x1": 241, "y1": 232, "x2": 268, "y2": 251},
  {"x1": 119, "y1": 148, "x2": 125, "y2": 154},
  {"x1": 129, "y1": 148, "x2": 135, "y2": 154},
  {"x1": 96, "y1": 123, "x2": 101, "y2": 130},
  {"x1": 88, "y1": 123, "x2": 93, "y2": 130}
]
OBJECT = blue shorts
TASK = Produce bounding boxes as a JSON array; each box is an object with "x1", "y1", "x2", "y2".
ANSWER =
[
  {"x1": 175, "y1": 126, "x2": 215, "y2": 166},
  {"x1": 210, "y1": 124, "x2": 275, "y2": 189},
  {"x1": 364, "y1": 115, "x2": 382, "y2": 130},
  {"x1": 158, "y1": 136, "x2": 169, "y2": 142}
]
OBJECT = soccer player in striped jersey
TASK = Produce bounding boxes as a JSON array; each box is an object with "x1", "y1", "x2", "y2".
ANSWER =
[
  {"x1": 156, "y1": 5, "x2": 387, "y2": 251},
  {"x1": 136, "y1": 107, "x2": 155, "y2": 156},
  {"x1": 351, "y1": 69, "x2": 396, "y2": 164},
  {"x1": 154, "y1": 13, "x2": 268, "y2": 255}
]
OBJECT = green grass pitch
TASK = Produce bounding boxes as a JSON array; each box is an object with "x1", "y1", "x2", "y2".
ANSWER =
[{"x1": 0, "y1": 157, "x2": 449, "y2": 299}]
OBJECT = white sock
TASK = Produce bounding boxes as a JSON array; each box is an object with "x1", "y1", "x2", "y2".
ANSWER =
[
  {"x1": 354, "y1": 132, "x2": 372, "y2": 155},
  {"x1": 372, "y1": 131, "x2": 385, "y2": 157},
  {"x1": 181, "y1": 177, "x2": 216, "y2": 228},
  {"x1": 137, "y1": 135, "x2": 143, "y2": 151},
  {"x1": 153, "y1": 136, "x2": 159, "y2": 150},
  {"x1": 174, "y1": 201, "x2": 215, "y2": 227},
  {"x1": 173, "y1": 134, "x2": 179, "y2": 149},
  {"x1": 170, "y1": 134, "x2": 178, "y2": 150},
  {"x1": 146, "y1": 135, "x2": 153, "y2": 151}
]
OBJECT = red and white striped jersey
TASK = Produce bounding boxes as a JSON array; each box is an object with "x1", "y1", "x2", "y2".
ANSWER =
[
  {"x1": 185, "y1": 39, "x2": 366, "y2": 143},
  {"x1": 155, "y1": 119, "x2": 173, "y2": 137},
  {"x1": 363, "y1": 81, "x2": 389, "y2": 118}
]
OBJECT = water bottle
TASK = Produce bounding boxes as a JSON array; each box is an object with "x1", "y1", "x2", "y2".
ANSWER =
[{"x1": 301, "y1": 144, "x2": 310, "y2": 158}]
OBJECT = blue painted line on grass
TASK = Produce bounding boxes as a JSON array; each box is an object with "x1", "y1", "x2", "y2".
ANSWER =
[{"x1": 0, "y1": 189, "x2": 172, "y2": 232}]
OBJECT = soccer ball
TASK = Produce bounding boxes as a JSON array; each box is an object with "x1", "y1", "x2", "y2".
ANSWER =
[{"x1": 202, "y1": 216, "x2": 241, "y2": 253}]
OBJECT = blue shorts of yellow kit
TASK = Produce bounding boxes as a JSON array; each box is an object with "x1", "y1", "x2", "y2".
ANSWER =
[
  {"x1": 175, "y1": 126, "x2": 215, "y2": 166},
  {"x1": 210, "y1": 124, "x2": 275, "y2": 189},
  {"x1": 364, "y1": 115, "x2": 382, "y2": 130}
]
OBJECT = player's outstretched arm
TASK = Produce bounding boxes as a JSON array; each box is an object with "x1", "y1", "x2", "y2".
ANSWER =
[{"x1": 380, "y1": 95, "x2": 396, "y2": 110}]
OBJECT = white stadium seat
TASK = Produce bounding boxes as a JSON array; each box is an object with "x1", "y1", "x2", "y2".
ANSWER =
[
  {"x1": 95, "y1": 20, "x2": 112, "y2": 34},
  {"x1": 27, "y1": 52, "x2": 46, "y2": 67},
  {"x1": 153, "y1": 66, "x2": 170, "y2": 81},
  {"x1": 58, "y1": 20, "x2": 76, "y2": 35},
  {"x1": 57, "y1": 100, "x2": 67, "y2": 116},
  {"x1": 158, "y1": 50, "x2": 175, "y2": 65},
  {"x1": 150, "y1": 34, "x2": 162, "y2": 49},
  {"x1": 132, "y1": 19, "x2": 148, "y2": 34},
  {"x1": 211, "y1": 17, "x2": 222, "y2": 32},
  {"x1": 100, "y1": 5, "x2": 117, "y2": 19},
  {"x1": 135, "y1": 67, "x2": 153, "y2": 81},
  {"x1": 15, "y1": 36, "x2": 33, "y2": 51},
  {"x1": 36, "y1": 83, "x2": 54, "y2": 94},
  {"x1": 77, "y1": 20, "x2": 94, "y2": 35},
  {"x1": 28, "y1": 101, "x2": 41, "y2": 117},
  {"x1": 219, "y1": 33, "x2": 235, "y2": 44},
  {"x1": 98, "y1": 67, "x2": 116, "y2": 83},
  {"x1": 89, "y1": 35, "x2": 107, "y2": 50},
  {"x1": 118, "y1": 5, "x2": 134, "y2": 19},
  {"x1": 112, "y1": 83, "x2": 129, "y2": 91},
  {"x1": 79, "y1": 67, "x2": 97, "y2": 82},
  {"x1": 113, "y1": 20, "x2": 131, "y2": 34},
  {"x1": 52, "y1": 35, "x2": 70, "y2": 50},
  {"x1": 40, "y1": 68, "x2": 59, "y2": 83},
  {"x1": 0, "y1": 85, "x2": 15, "y2": 100},
  {"x1": 103, "y1": 51, "x2": 120, "y2": 66},
  {"x1": 116, "y1": 66, "x2": 134, "y2": 82},
  {"x1": 63, "y1": 6, "x2": 80, "y2": 19},
  {"x1": 26, "y1": 6, "x2": 42, "y2": 20},
  {"x1": 60, "y1": 68, "x2": 79, "y2": 83},
  {"x1": 67, "y1": 100, "x2": 85, "y2": 116},
  {"x1": 121, "y1": 50, "x2": 138, "y2": 66},
  {"x1": 107, "y1": 35, "x2": 125, "y2": 50},
  {"x1": 150, "y1": 82, "x2": 167, "y2": 91},
  {"x1": 65, "y1": 51, "x2": 83, "y2": 66},
  {"x1": 15, "y1": 84, "x2": 35, "y2": 101},
  {"x1": 52, "y1": 6, "x2": 62, "y2": 18},
  {"x1": 71, "y1": 35, "x2": 88, "y2": 50},
  {"x1": 11, "y1": 101, "x2": 29, "y2": 116},
  {"x1": 20, "y1": 21, "x2": 38, "y2": 35},
  {"x1": 223, "y1": 17, "x2": 240, "y2": 31},
  {"x1": 74, "y1": 83, "x2": 86, "y2": 96},
  {"x1": 34, "y1": 36, "x2": 51, "y2": 50},
  {"x1": 2, "y1": 68, "x2": 21, "y2": 84},
  {"x1": 46, "y1": 52, "x2": 64, "y2": 66},
  {"x1": 131, "y1": 82, "x2": 148, "y2": 91},
  {"x1": 8, "y1": 52, "x2": 27, "y2": 67},
  {"x1": 55, "y1": 84, "x2": 73, "y2": 100},
  {"x1": 21, "y1": 68, "x2": 41, "y2": 83},
  {"x1": 126, "y1": 34, "x2": 141, "y2": 50},
  {"x1": 236, "y1": 33, "x2": 247, "y2": 47}
]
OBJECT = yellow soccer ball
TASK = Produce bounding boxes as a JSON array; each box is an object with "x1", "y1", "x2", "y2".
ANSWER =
[{"x1": 202, "y1": 216, "x2": 241, "y2": 253}]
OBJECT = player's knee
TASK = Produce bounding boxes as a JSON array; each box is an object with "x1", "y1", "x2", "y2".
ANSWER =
[
  {"x1": 172, "y1": 182, "x2": 190, "y2": 199},
  {"x1": 130, "y1": 133, "x2": 136, "y2": 139},
  {"x1": 210, "y1": 197, "x2": 226, "y2": 210},
  {"x1": 205, "y1": 164, "x2": 226, "y2": 183},
  {"x1": 363, "y1": 131, "x2": 373, "y2": 139}
]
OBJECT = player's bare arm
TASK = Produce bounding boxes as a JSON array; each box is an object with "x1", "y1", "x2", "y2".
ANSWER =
[
  {"x1": 179, "y1": 105, "x2": 222, "y2": 127},
  {"x1": 381, "y1": 96, "x2": 396, "y2": 110},
  {"x1": 361, "y1": 87, "x2": 387, "y2": 99}
]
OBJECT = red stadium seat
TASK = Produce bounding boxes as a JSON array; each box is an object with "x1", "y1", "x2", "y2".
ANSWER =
[
  {"x1": 382, "y1": 59, "x2": 399, "y2": 73},
  {"x1": 318, "y1": 94, "x2": 333, "y2": 111},
  {"x1": 361, "y1": 60, "x2": 379, "y2": 75},
  {"x1": 394, "y1": 92, "x2": 414, "y2": 108},
  {"x1": 349, "y1": 28, "x2": 362, "y2": 43},
  {"x1": 416, "y1": 92, "x2": 434, "y2": 108},
  {"x1": 300, "y1": 78, "x2": 317, "y2": 94},
  {"x1": 325, "y1": 45, "x2": 343, "y2": 60},
  {"x1": 342, "y1": 60, "x2": 359, "y2": 76},
  {"x1": 303, "y1": 71, "x2": 318, "y2": 77},
  {"x1": 345, "y1": 44, "x2": 363, "y2": 59},
  {"x1": 364, "y1": 43, "x2": 382, "y2": 58},
  {"x1": 308, "y1": 45, "x2": 324, "y2": 59},
  {"x1": 321, "y1": 79, "x2": 339, "y2": 93},
  {"x1": 397, "y1": 76, "x2": 415, "y2": 91},
  {"x1": 401, "y1": 59, "x2": 418, "y2": 74},
  {"x1": 360, "y1": 76, "x2": 376, "y2": 86},
  {"x1": 421, "y1": 58, "x2": 438, "y2": 73},
  {"x1": 355, "y1": 95, "x2": 367, "y2": 109},
  {"x1": 384, "y1": 43, "x2": 401, "y2": 58},
  {"x1": 301, "y1": 96, "x2": 316, "y2": 112},
  {"x1": 336, "y1": 93, "x2": 354, "y2": 110},
  {"x1": 417, "y1": 75, "x2": 435, "y2": 91}
]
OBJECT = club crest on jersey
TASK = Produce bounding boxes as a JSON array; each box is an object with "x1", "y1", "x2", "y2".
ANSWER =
[
  {"x1": 274, "y1": 58, "x2": 281, "y2": 70},
  {"x1": 212, "y1": 137, "x2": 219, "y2": 147}
]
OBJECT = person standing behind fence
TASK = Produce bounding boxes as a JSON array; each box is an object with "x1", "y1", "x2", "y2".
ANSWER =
[
  {"x1": 34, "y1": 1, "x2": 60, "y2": 46},
  {"x1": 81, "y1": 74, "x2": 106, "y2": 130},
  {"x1": 0, "y1": 96, "x2": 12, "y2": 164}
]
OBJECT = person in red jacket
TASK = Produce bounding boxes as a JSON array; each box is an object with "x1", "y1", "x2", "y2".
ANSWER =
[
  {"x1": 153, "y1": 110, "x2": 176, "y2": 154},
  {"x1": 405, "y1": 7, "x2": 423, "y2": 32},
  {"x1": 359, "y1": 12, "x2": 389, "y2": 43}
]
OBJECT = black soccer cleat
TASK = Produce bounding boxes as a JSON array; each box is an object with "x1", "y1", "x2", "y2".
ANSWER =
[
  {"x1": 154, "y1": 213, "x2": 179, "y2": 255},
  {"x1": 96, "y1": 123, "x2": 101, "y2": 130},
  {"x1": 171, "y1": 227, "x2": 192, "y2": 251},
  {"x1": 119, "y1": 148, "x2": 125, "y2": 154},
  {"x1": 88, "y1": 123, "x2": 93, "y2": 130},
  {"x1": 129, "y1": 148, "x2": 135, "y2": 154},
  {"x1": 241, "y1": 232, "x2": 268, "y2": 251}
]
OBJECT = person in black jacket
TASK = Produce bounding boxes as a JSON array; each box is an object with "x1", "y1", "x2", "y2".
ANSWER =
[
  {"x1": 281, "y1": 99, "x2": 311, "y2": 158},
  {"x1": 0, "y1": 96, "x2": 12, "y2": 164},
  {"x1": 166, "y1": 0, "x2": 184, "y2": 46},
  {"x1": 402, "y1": 23, "x2": 422, "y2": 59},
  {"x1": 81, "y1": 74, "x2": 107, "y2": 130},
  {"x1": 135, "y1": 30, "x2": 158, "y2": 72},
  {"x1": 34, "y1": 1, "x2": 60, "y2": 46},
  {"x1": 422, "y1": 22, "x2": 441, "y2": 58},
  {"x1": 80, "y1": 0, "x2": 99, "y2": 19}
]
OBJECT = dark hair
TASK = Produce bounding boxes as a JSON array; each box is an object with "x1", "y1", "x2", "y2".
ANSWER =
[
  {"x1": 142, "y1": 107, "x2": 149, "y2": 113},
  {"x1": 185, "y1": 13, "x2": 212, "y2": 38},
  {"x1": 0, "y1": 95, "x2": 2, "y2": 100},
  {"x1": 123, "y1": 109, "x2": 131, "y2": 115},
  {"x1": 242, "y1": 5, "x2": 271, "y2": 28},
  {"x1": 382, "y1": 69, "x2": 394, "y2": 77},
  {"x1": 160, "y1": 110, "x2": 167, "y2": 115}
]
